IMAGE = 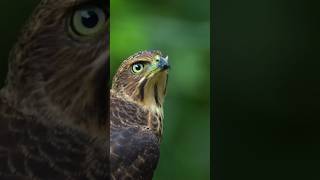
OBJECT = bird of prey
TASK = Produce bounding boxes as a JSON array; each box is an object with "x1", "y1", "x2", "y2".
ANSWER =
[
  {"x1": 0, "y1": 0, "x2": 109, "y2": 179},
  {"x1": 110, "y1": 50, "x2": 169, "y2": 180}
]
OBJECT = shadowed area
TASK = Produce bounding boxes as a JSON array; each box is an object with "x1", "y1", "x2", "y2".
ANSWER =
[{"x1": 0, "y1": 0, "x2": 109, "y2": 179}]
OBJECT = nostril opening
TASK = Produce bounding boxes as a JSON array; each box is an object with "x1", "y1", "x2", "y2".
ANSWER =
[
  {"x1": 163, "y1": 64, "x2": 170, "y2": 69},
  {"x1": 156, "y1": 59, "x2": 160, "y2": 62}
]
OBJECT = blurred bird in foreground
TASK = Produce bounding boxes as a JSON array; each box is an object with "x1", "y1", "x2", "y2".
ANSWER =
[
  {"x1": 110, "y1": 50, "x2": 169, "y2": 180},
  {"x1": 0, "y1": 0, "x2": 109, "y2": 179}
]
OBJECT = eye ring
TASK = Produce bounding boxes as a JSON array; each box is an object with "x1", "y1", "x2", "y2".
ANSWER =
[
  {"x1": 132, "y1": 63, "x2": 144, "y2": 74},
  {"x1": 70, "y1": 6, "x2": 106, "y2": 37}
]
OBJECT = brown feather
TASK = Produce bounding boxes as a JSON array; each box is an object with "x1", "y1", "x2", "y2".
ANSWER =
[
  {"x1": 0, "y1": 0, "x2": 109, "y2": 179},
  {"x1": 110, "y1": 50, "x2": 169, "y2": 179}
]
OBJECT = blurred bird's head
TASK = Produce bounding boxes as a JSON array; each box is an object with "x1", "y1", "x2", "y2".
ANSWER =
[
  {"x1": 2, "y1": 0, "x2": 109, "y2": 136},
  {"x1": 112, "y1": 50, "x2": 169, "y2": 111}
]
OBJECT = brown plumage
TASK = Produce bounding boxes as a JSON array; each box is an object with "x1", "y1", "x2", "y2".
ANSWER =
[
  {"x1": 0, "y1": 0, "x2": 109, "y2": 179},
  {"x1": 110, "y1": 50, "x2": 169, "y2": 180}
]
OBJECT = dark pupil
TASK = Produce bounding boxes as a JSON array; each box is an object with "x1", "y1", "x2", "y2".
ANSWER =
[
  {"x1": 81, "y1": 10, "x2": 99, "y2": 28},
  {"x1": 135, "y1": 65, "x2": 142, "y2": 71}
]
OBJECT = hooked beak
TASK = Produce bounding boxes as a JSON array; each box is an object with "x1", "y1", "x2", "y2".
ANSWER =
[
  {"x1": 145, "y1": 55, "x2": 170, "y2": 79},
  {"x1": 157, "y1": 56, "x2": 170, "y2": 70}
]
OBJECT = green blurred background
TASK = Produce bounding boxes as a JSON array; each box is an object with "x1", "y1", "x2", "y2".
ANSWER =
[
  {"x1": 111, "y1": 0, "x2": 210, "y2": 180},
  {"x1": 0, "y1": 0, "x2": 210, "y2": 179}
]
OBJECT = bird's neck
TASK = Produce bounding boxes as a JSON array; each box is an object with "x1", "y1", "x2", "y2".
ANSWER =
[{"x1": 110, "y1": 90, "x2": 164, "y2": 138}]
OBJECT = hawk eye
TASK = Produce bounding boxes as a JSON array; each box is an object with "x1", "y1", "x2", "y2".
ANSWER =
[
  {"x1": 70, "y1": 6, "x2": 106, "y2": 36},
  {"x1": 132, "y1": 63, "x2": 144, "y2": 74}
]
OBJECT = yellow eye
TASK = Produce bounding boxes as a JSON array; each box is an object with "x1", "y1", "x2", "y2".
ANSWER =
[
  {"x1": 132, "y1": 63, "x2": 144, "y2": 74},
  {"x1": 70, "y1": 6, "x2": 106, "y2": 36}
]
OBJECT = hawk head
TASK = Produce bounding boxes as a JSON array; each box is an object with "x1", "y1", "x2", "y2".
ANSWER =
[
  {"x1": 2, "y1": 0, "x2": 109, "y2": 136},
  {"x1": 112, "y1": 50, "x2": 169, "y2": 112}
]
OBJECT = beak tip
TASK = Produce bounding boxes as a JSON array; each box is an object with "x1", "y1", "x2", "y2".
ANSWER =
[
  {"x1": 164, "y1": 56, "x2": 169, "y2": 62},
  {"x1": 157, "y1": 56, "x2": 170, "y2": 71}
]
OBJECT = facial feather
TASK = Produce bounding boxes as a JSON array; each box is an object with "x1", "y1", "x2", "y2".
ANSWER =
[{"x1": 111, "y1": 50, "x2": 169, "y2": 136}]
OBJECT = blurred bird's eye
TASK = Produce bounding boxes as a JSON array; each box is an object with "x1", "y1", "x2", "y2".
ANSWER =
[
  {"x1": 132, "y1": 63, "x2": 144, "y2": 74},
  {"x1": 70, "y1": 6, "x2": 106, "y2": 36}
]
